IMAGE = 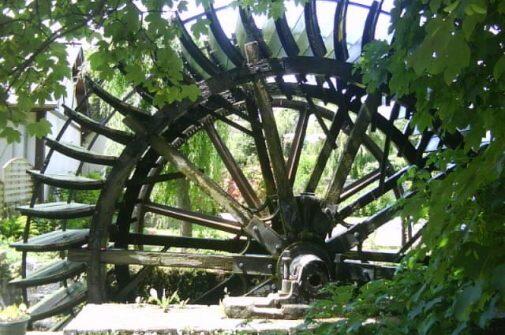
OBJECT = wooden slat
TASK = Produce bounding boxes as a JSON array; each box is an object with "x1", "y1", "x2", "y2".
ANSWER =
[
  {"x1": 17, "y1": 202, "x2": 95, "y2": 219},
  {"x1": 45, "y1": 138, "x2": 117, "y2": 166},
  {"x1": 11, "y1": 229, "x2": 89, "y2": 252},
  {"x1": 28, "y1": 281, "x2": 87, "y2": 321},
  {"x1": 68, "y1": 249, "x2": 274, "y2": 276},
  {"x1": 63, "y1": 105, "x2": 134, "y2": 145},
  {"x1": 10, "y1": 260, "x2": 86, "y2": 288},
  {"x1": 27, "y1": 170, "x2": 104, "y2": 190}
]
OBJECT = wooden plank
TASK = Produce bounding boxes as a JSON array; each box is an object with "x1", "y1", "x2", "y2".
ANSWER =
[
  {"x1": 45, "y1": 138, "x2": 117, "y2": 166},
  {"x1": 17, "y1": 202, "x2": 95, "y2": 219},
  {"x1": 69, "y1": 249, "x2": 275, "y2": 275},
  {"x1": 11, "y1": 229, "x2": 89, "y2": 252},
  {"x1": 10, "y1": 260, "x2": 86, "y2": 288},
  {"x1": 27, "y1": 170, "x2": 104, "y2": 190},
  {"x1": 63, "y1": 104, "x2": 134, "y2": 145},
  {"x1": 28, "y1": 281, "x2": 87, "y2": 321}
]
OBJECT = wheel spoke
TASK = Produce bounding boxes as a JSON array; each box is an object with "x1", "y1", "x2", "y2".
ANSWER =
[
  {"x1": 287, "y1": 108, "x2": 310, "y2": 184},
  {"x1": 305, "y1": 95, "x2": 351, "y2": 193},
  {"x1": 205, "y1": 123, "x2": 262, "y2": 209},
  {"x1": 339, "y1": 168, "x2": 381, "y2": 202},
  {"x1": 337, "y1": 165, "x2": 411, "y2": 220},
  {"x1": 245, "y1": 43, "x2": 302, "y2": 236},
  {"x1": 325, "y1": 94, "x2": 379, "y2": 205},
  {"x1": 144, "y1": 202, "x2": 241, "y2": 234},
  {"x1": 137, "y1": 129, "x2": 251, "y2": 224}
]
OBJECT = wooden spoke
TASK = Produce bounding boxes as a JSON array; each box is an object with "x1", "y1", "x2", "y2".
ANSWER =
[
  {"x1": 205, "y1": 123, "x2": 262, "y2": 209},
  {"x1": 325, "y1": 94, "x2": 379, "y2": 205},
  {"x1": 327, "y1": 202, "x2": 399, "y2": 253},
  {"x1": 337, "y1": 165, "x2": 411, "y2": 220},
  {"x1": 125, "y1": 117, "x2": 251, "y2": 224},
  {"x1": 305, "y1": 96, "x2": 351, "y2": 193},
  {"x1": 144, "y1": 202, "x2": 241, "y2": 234},
  {"x1": 245, "y1": 43, "x2": 302, "y2": 235},
  {"x1": 339, "y1": 168, "x2": 381, "y2": 202},
  {"x1": 379, "y1": 103, "x2": 400, "y2": 187},
  {"x1": 287, "y1": 109, "x2": 310, "y2": 183},
  {"x1": 206, "y1": 109, "x2": 254, "y2": 136},
  {"x1": 126, "y1": 172, "x2": 186, "y2": 187},
  {"x1": 245, "y1": 96, "x2": 277, "y2": 202}
]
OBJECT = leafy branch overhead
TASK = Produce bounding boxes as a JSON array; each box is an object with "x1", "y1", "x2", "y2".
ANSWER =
[{"x1": 0, "y1": 0, "x2": 289, "y2": 143}]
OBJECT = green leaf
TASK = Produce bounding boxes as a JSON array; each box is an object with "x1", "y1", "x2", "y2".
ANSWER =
[
  {"x1": 1, "y1": 127, "x2": 21, "y2": 143},
  {"x1": 190, "y1": 19, "x2": 210, "y2": 39},
  {"x1": 26, "y1": 119, "x2": 52, "y2": 138},
  {"x1": 493, "y1": 55, "x2": 505, "y2": 81},
  {"x1": 453, "y1": 282, "x2": 482, "y2": 321}
]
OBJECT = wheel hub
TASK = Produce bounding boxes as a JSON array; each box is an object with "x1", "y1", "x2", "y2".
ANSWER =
[{"x1": 223, "y1": 243, "x2": 334, "y2": 319}]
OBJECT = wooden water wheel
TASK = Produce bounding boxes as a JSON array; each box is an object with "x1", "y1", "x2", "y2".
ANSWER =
[{"x1": 10, "y1": 0, "x2": 465, "y2": 325}]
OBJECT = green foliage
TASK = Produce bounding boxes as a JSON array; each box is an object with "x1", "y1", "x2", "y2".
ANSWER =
[
  {"x1": 0, "y1": 304, "x2": 28, "y2": 322},
  {"x1": 0, "y1": 216, "x2": 26, "y2": 240},
  {"x1": 319, "y1": 0, "x2": 505, "y2": 333},
  {"x1": 146, "y1": 287, "x2": 183, "y2": 312},
  {"x1": 0, "y1": 0, "x2": 297, "y2": 143},
  {"x1": 308, "y1": 260, "x2": 504, "y2": 334}
]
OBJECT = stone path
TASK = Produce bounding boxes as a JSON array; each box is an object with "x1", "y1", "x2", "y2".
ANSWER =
[{"x1": 63, "y1": 304, "x2": 336, "y2": 334}]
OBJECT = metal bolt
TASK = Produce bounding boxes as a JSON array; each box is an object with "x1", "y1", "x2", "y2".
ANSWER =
[
  {"x1": 354, "y1": 232, "x2": 360, "y2": 239},
  {"x1": 238, "y1": 262, "x2": 244, "y2": 269},
  {"x1": 324, "y1": 207, "x2": 332, "y2": 216}
]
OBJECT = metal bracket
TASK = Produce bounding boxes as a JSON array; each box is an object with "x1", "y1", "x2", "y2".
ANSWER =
[{"x1": 245, "y1": 216, "x2": 285, "y2": 256}]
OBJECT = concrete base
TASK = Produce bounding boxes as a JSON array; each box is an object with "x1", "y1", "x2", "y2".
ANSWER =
[{"x1": 64, "y1": 304, "x2": 334, "y2": 334}]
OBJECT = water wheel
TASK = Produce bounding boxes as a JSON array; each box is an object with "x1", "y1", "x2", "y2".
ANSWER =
[{"x1": 10, "y1": 0, "x2": 465, "y2": 325}]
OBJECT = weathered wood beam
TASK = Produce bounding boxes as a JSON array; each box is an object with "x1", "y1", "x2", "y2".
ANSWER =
[
  {"x1": 305, "y1": 95, "x2": 352, "y2": 193},
  {"x1": 287, "y1": 109, "x2": 310, "y2": 183},
  {"x1": 206, "y1": 109, "x2": 254, "y2": 136},
  {"x1": 337, "y1": 165, "x2": 410, "y2": 220},
  {"x1": 205, "y1": 123, "x2": 262, "y2": 209},
  {"x1": 175, "y1": 13, "x2": 221, "y2": 76},
  {"x1": 126, "y1": 117, "x2": 251, "y2": 224},
  {"x1": 122, "y1": 233, "x2": 265, "y2": 254},
  {"x1": 143, "y1": 202, "x2": 242, "y2": 234},
  {"x1": 327, "y1": 202, "x2": 398, "y2": 253},
  {"x1": 205, "y1": 3, "x2": 244, "y2": 67},
  {"x1": 339, "y1": 168, "x2": 381, "y2": 202},
  {"x1": 325, "y1": 94, "x2": 379, "y2": 205},
  {"x1": 126, "y1": 172, "x2": 186, "y2": 187},
  {"x1": 245, "y1": 96, "x2": 277, "y2": 201},
  {"x1": 245, "y1": 42, "x2": 302, "y2": 236},
  {"x1": 85, "y1": 76, "x2": 150, "y2": 120},
  {"x1": 305, "y1": 0, "x2": 327, "y2": 57},
  {"x1": 69, "y1": 249, "x2": 275, "y2": 276}
]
